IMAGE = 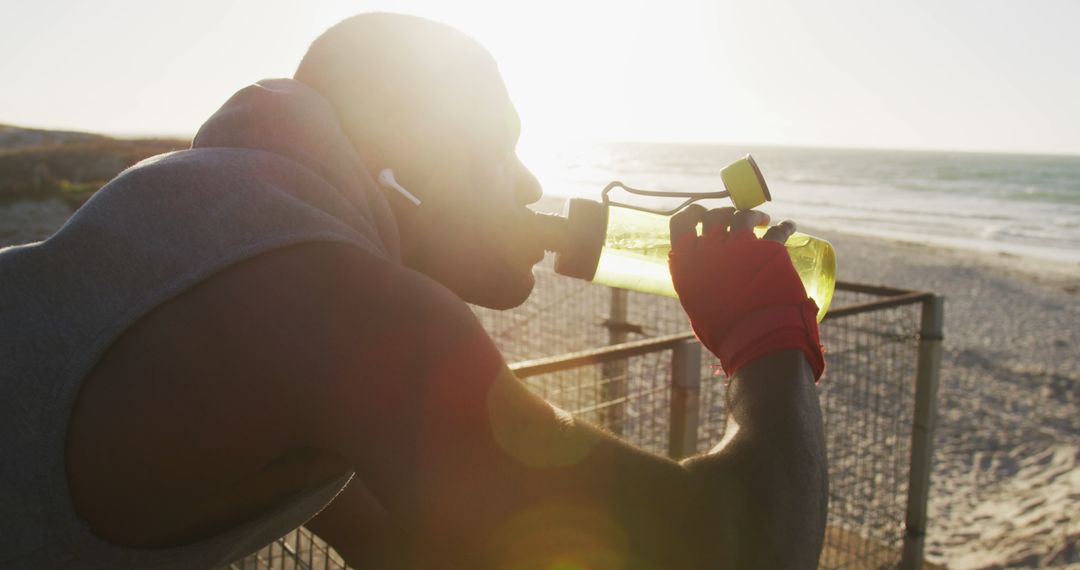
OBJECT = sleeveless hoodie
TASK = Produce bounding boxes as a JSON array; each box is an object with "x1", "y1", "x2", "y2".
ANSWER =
[{"x1": 0, "y1": 79, "x2": 399, "y2": 568}]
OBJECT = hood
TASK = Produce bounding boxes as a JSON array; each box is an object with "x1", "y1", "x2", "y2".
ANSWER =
[{"x1": 192, "y1": 78, "x2": 399, "y2": 260}]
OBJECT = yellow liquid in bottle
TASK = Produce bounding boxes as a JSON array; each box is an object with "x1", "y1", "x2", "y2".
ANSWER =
[{"x1": 591, "y1": 207, "x2": 837, "y2": 321}]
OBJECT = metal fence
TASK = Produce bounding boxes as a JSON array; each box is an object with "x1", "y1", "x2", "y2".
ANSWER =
[
  {"x1": 226, "y1": 267, "x2": 943, "y2": 570},
  {"x1": 225, "y1": 528, "x2": 349, "y2": 570}
]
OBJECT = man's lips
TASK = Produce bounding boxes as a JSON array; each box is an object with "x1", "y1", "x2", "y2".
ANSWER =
[{"x1": 514, "y1": 210, "x2": 548, "y2": 266}]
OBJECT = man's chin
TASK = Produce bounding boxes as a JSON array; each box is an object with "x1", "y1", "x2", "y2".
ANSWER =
[{"x1": 462, "y1": 268, "x2": 536, "y2": 310}]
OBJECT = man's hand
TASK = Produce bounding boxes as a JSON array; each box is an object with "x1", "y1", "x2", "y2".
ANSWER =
[{"x1": 668, "y1": 206, "x2": 825, "y2": 380}]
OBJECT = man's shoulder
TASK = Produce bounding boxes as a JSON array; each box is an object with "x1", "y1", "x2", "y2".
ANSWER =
[
  {"x1": 86, "y1": 242, "x2": 406, "y2": 438},
  {"x1": 156, "y1": 239, "x2": 474, "y2": 434},
  {"x1": 92, "y1": 237, "x2": 472, "y2": 439},
  {"x1": 115, "y1": 146, "x2": 311, "y2": 185},
  {"x1": 186, "y1": 241, "x2": 403, "y2": 353},
  {"x1": 154, "y1": 240, "x2": 464, "y2": 382}
]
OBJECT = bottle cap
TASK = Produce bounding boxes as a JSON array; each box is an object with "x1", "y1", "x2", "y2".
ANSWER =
[
  {"x1": 553, "y1": 198, "x2": 608, "y2": 281},
  {"x1": 721, "y1": 154, "x2": 772, "y2": 210}
]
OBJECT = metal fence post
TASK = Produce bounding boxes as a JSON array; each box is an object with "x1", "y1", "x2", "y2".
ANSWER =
[
  {"x1": 602, "y1": 288, "x2": 630, "y2": 434},
  {"x1": 901, "y1": 295, "x2": 944, "y2": 569},
  {"x1": 668, "y1": 339, "x2": 702, "y2": 459}
]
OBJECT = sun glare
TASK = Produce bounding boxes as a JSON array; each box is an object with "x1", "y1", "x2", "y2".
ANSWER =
[{"x1": 1, "y1": 0, "x2": 1076, "y2": 152}]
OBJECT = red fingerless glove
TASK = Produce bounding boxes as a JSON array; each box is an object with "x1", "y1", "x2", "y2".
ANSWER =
[{"x1": 668, "y1": 226, "x2": 825, "y2": 382}]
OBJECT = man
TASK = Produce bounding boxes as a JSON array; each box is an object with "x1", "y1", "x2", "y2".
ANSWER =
[{"x1": 0, "y1": 13, "x2": 826, "y2": 569}]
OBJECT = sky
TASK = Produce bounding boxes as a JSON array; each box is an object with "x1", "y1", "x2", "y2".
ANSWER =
[{"x1": 2, "y1": 0, "x2": 1078, "y2": 156}]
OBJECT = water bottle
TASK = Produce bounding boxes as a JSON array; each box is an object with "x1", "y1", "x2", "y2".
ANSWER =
[{"x1": 530, "y1": 155, "x2": 837, "y2": 321}]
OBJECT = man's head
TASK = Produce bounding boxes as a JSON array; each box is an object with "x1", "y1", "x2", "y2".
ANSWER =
[{"x1": 295, "y1": 13, "x2": 544, "y2": 309}]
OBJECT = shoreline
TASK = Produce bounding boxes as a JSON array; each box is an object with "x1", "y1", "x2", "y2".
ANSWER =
[
  {"x1": 803, "y1": 223, "x2": 1080, "y2": 296},
  {"x1": 529, "y1": 193, "x2": 1080, "y2": 296}
]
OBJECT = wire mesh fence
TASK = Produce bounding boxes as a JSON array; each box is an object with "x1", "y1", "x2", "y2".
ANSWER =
[
  {"x1": 226, "y1": 527, "x2": 348, "y2": 570},
  {"x1": 499, "y1": 279, "x2": 928, "y2": 569},
  {"x1": 815, "y1": 288, "x2": 922, "y2": 569},
  {"x1": 225, "y1": 266, "x2": 936, "y2": 570}
]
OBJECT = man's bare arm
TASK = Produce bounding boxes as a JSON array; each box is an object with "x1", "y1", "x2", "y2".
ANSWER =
[
  {"x1": 683, "y1": 350, "x2": 828, "y2": 569},
  {"x1": 305, "y1": 480, "x2": 454, "y2": 569}
]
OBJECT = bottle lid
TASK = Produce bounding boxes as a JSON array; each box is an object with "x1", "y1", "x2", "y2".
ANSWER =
[
  {"x1": 721, "y1": 154, "x2": 772, "y2": 210},
  {"x1": 553, "y1": 198, "x2": 608, "y2": 281}
]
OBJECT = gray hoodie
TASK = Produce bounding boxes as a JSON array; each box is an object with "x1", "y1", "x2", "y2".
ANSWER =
[{"x1": 0, "y1": 79, "x2": 397, "y2": 569}]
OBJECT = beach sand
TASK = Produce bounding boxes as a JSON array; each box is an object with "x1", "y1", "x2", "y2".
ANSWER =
[
  {"x1": 807, "y1": 226, "x2": 1080, "y2": 569},
  {"x1": 2, "y1": 199, "x2": 1077, "y2": 568}
]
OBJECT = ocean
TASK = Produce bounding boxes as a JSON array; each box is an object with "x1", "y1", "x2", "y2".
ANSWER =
[{"x1": 523, "y1": 143, "x2": 1080, "y2": 264}]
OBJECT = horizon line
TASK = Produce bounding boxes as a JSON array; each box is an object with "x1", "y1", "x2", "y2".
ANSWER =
[{"x1": 3, "y1": 121, "x2": 1077, "y2": 159}]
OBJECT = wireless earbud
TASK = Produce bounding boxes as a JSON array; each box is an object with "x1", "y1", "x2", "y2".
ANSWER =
[{"x1": 377, "y1": 169, "x2": 422, "y2": 207}]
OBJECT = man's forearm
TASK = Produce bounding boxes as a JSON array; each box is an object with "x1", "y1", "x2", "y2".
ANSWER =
[{"x1": 682, "y1": 349, "x2": 828, "y2": 569}]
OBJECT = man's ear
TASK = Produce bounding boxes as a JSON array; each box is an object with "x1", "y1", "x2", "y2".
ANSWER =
[{"x1": 350, "y1": 135, "x2": 386, "y2": 178}]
